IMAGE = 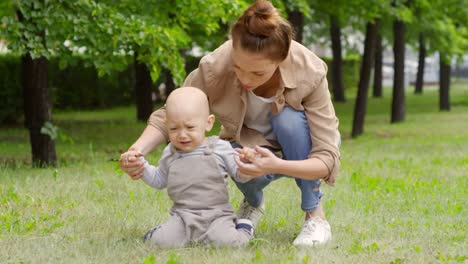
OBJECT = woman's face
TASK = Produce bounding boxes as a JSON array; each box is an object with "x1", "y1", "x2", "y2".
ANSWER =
[{"x1": 232, "y1": 47, "x2": 280, "y2": 91}]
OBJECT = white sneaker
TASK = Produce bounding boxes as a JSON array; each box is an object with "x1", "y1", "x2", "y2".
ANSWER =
[
  {"x1": 293, "y1": 217, "x2": 331, "y2": 246},
  {"x1": 236, "y1": 199, "x2": 265, "y2": 228}
]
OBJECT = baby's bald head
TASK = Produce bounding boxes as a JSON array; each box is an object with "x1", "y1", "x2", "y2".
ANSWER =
[
  {"x1": 165, "y1": 87, "x2": 215, "y2": 152},
  {"x1": 166, "y1": 87, "x2": 210, "y2": 118}
]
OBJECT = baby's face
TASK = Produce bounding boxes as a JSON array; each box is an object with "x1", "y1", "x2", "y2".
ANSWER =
[{"x1": 166, "y1": 110, "x2": 213, "y2": 152}]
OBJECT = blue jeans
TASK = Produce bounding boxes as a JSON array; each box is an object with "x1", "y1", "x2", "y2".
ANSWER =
[{"x1": 232, "y1": 106, "x2": 323, "y2": 212}]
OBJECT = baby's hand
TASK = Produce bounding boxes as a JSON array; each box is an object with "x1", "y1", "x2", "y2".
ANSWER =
[{"x1": 238, "y1": 147, "x2": 260, "y2": 163}]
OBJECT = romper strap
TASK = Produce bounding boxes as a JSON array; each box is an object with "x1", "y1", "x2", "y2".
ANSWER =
[
  {"x1": 203, "y1": 136, "x2": 219, "y2": 155},
  {"x1": 169, "y1": 143, "x2": 181, "y2": 158}
]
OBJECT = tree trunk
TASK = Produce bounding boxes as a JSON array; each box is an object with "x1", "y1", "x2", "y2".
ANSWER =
[
  {"x1": 164, "y1": 69, "x2": 176, "y2": 99},
  {"x1": 439, "y1": 55, "x2": 451, "y2": 111},
  {"x1": 391, "y1": 19, "x2": 406, "y2": 123},
  {"x1": 373, "y1": 31, "x2": 383, "y2": 97},
  {"x1": 287, "y1": 10, "x2": 304, "y2": 44},
  {"x1": 414, "y1": 33, "x2": 426, "y2": 94},
  {"x1": 330, "y1": 15, "x2": 346, "y2": 102},
  {"x1": 22, "y1": 54, "x2": 56, "y2": 167},
  {"x1": 351, "y1": 21, "x2": 379, "y2": 138},
  {"x1": 18, "y1": 5, "x2": 56, "y2": 167},
  {"x1": 134, "y1": 54, "x2": 153, "y2": 121}
]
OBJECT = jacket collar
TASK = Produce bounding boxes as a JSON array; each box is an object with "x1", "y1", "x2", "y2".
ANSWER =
[{"x1": 278, "y1": 48, "x2": 298, "y2": 89}]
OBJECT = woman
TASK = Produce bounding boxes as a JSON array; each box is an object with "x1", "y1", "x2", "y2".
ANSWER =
[{"x1": 120, "y1": 0, "x2": 340, "y2": 247}]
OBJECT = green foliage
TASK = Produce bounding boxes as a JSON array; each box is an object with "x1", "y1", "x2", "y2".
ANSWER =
[
  {"x1": 1, "y1": 0, "x2": 465, "y2": 86},
  {"x1": 56, "y1": 0, "x2": 245, "y2": 83},
  {"x1": 390, "y1": 0, "x2": 413, "y2": 23},
  {"x1": 40, "y1": 121, "x2": 58, "y2": 140},
  {"x1": 39, "y1": 121, "x2": 75, "y2": 144},
  {"x1": 277, "y1": 0, "x2": 311, "y2": 16},
  {"x1": 1, "y1": 1, "x2": 62, "y2": 59},
  {"x1": 422, "y1": 0, "x2": 468, "y2": 63},
  {"x1": 303, "y1": 0, "x2": 391, "y2": 50},
  {"x1": 396, "y1": 0, "x2": 468, "y2": 62},
  {"x1": 0, "y1": 0, "x2": 245, "y2": 85}
]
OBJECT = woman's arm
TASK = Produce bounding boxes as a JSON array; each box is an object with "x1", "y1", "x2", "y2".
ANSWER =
[
  {"x1": 275, "y1": 157, "x2": 328, "y2": 180},
  {"x1": 129, "y1": 125, "x2": 166, "y2": 155},
  {"x1": 234, "y1": 146, "x2": 328, "y2": 180},
  {"x1": 302, "y1": 75, "x2": 341, "y2": 185}
]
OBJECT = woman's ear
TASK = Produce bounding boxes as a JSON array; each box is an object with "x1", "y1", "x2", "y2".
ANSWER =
[{"x1": 206, "y1": 114, "x2": 215, "y2": 132}]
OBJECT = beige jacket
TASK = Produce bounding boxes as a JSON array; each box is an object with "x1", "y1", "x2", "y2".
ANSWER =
[{"x1": 148, "y1": 40, "x2": 340, "y2": 185}]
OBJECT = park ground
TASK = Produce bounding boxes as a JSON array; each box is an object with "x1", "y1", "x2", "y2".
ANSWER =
[{"x1": 0, "y1": 83, "x2": 467, "y2": 263}]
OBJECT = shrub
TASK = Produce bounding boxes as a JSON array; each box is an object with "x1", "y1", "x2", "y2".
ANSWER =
[
  {"x1": 0, "y1": 55, "x2": 22, "y2": 124},
  {"x1": 322, "y1": 56, "x2": 361, "y2": 91},
  {"x1": 0, "y1": 55, "x2": 136, "y2": 124}
]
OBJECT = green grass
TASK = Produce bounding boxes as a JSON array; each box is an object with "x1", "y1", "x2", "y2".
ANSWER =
[{"x1": 1, "y1": 83, "x2": 467, "y2": 263}]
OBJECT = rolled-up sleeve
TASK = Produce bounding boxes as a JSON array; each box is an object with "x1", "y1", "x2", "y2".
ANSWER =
[
  {"x1": 148, "y1": 107, "x2": 168, "y2": 141},
  {"x1": 302, "y1": 75, "x2": 341, "y2": 186}
]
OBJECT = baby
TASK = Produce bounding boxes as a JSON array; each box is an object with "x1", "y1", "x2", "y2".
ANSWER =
[{"x1": 138, "y1": 87, "x2": 253, "y2": 248}]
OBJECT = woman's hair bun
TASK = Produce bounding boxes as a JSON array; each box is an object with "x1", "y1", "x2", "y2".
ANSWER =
[
  {"x1": 253, "y1": 2, "x2": 274, "y2": 19},
  {"x1": 231, "y1": 0, "x2": 293, "y2": 62},
  {"x1": 244, "y1": 0, "x2": 277, "y2": 37}
]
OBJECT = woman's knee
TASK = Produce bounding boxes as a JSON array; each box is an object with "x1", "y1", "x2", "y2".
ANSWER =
[
  {"x1": 271, "y1": 106, "x2": 311, "y2": 159},
  {"x1": 271, "y1": 106, "x2": 309, "y2": 138}
]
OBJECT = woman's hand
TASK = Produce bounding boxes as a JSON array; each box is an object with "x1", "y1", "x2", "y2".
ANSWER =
[
  {"x1": 119, "y1": 149, "x2": 144, "y2": 180},
  {"x1": 234, "y1": 146, "x2": 281, "y2": 178},
  {"x1": 236, "y1": 147, "x2": 259, "y2": 163}
]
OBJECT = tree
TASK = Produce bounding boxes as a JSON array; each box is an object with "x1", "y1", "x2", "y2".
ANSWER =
[
  {"x1": 352, "y1": 20, "x2": 380, "y2": 138},
  {"x1": 1, "y1": 0, "x2": 140, "y2": 165},
  {"x1": 329, "y1": 14, "x2": 346, "y2": 102},
  {"x1": 414, "y1": 32, "x2": 425, "y2": 94},
  {"x1": 288, "y1": 9, "x2": 304, "y2": 43},
  {"x1": 407, "y1": 0, "x2": 467, "y2": 107},
  {"x1": 373, "y1": 30, "x2": 383, "y2": 97},
  {"x1": 275, "y1": 0, "x2": 310, "y2": 44},
  {"x1": 408, "y1": 0, "x2": 431, "y2": 95},
  {"x1": 390, "y1": 0, "x2": 413, "y2": 123},
  {"x1": 1, "y1": 0, "x2": 245, "y2": 165},
  {"x1": 428, "y1": 0, "x2": 467, "y2": 111},
  {"x1": 2, "y1": 1, "x2": 61, "y2": 166},
  {"x1": 307, "y1": 0, "x2": 350, "y2": 102},
  {"x1": 391, "y1": 14, "x2": 407, "y2": 123},
  {"x1": 439, "y1": 54, "x2": 451, "y2": 111},
  {"x1": 350, "y1": 0, "x2": 390, "y2": 137},
  {"x1": 134, "y1": 52, "x2": 153, "y2": 121}
]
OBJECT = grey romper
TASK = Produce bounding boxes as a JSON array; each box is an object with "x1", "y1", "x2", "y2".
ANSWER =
[{"x1": 141, "y1": 136, "x2": 252, "y2": 247}]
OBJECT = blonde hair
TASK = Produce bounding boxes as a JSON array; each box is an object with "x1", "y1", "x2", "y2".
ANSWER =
[{"x1": 231, "y1": 0, "x2": 293, "y2": 62}]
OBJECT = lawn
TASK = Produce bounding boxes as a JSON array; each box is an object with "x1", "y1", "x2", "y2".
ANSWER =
[{"x1": 1, "y1": 83, "x2": 467, "y2": 263}]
